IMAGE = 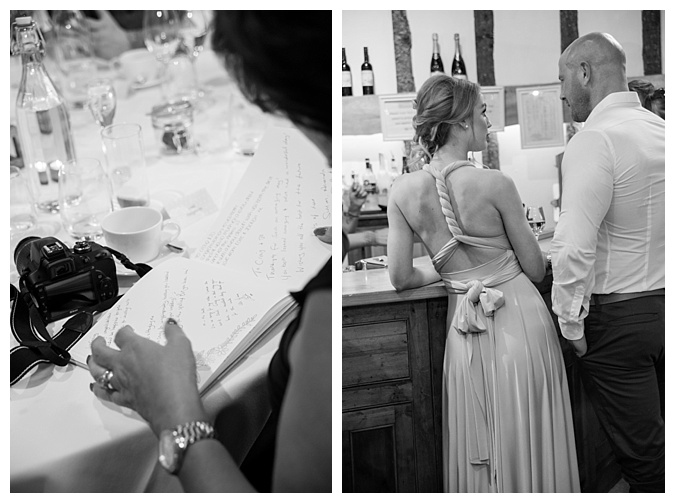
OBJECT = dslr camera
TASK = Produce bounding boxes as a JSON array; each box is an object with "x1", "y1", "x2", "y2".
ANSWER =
[{"x1": 14, "y1": 236, "x2": 118, "y2": 323}]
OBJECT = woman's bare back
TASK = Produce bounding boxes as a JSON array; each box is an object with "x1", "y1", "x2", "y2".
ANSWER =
[{"x1": 391, "y1": 163, "x2": 509, "y2": 272}]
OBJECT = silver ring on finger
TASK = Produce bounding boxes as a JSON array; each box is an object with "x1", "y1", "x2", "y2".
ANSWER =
[{"x1": 97, "y1": 369, "x2": 116, "y2": 392}]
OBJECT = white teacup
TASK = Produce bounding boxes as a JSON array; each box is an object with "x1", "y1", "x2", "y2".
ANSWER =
[
  {"x1": 102, "y1": 207, "x2": 180, "y2": 263},
  {"x1": 118, "y1": 48, "x2": 162, "y2": 88}
]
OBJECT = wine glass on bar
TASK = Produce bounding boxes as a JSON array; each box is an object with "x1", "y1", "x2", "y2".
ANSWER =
[
  {"x1": 86, "y1": 79, "x2": 116, "y2": 128},
  {"x1": 526, "y1": 206, "x2": 546, "y2": 240}
]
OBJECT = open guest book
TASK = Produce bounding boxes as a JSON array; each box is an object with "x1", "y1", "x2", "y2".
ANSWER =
[{"x1": 70, "y1": 126, "x2": 332, "y2": 394}]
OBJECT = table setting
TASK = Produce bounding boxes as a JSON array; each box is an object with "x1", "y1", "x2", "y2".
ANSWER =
[{"x1": 9, "y1": 12, "x2": 292, "y2": 492}]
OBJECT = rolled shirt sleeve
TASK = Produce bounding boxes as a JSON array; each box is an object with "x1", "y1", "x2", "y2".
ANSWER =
[{"x1": 550, "y1": 130, "x2": 614, "y2": 340}]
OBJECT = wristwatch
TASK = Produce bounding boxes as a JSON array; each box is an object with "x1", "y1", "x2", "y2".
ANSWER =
[{"x1": 158, "y1": 420, "x2": 216, "y2": 474}]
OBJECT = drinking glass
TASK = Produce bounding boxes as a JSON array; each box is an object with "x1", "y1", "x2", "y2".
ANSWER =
[
  {"x1": 101, "y1": 123, "x2": 150, "y2": 208},
  {"x1": 176, "y1": 10, "x2": 210, "y2": 99},
  {"x1": 10, "y1": 167, "x2": 37, "y2": 236},
  {"x1": 178, "y1": 10, "x2": 210, "y2": 60},
  {"x1": 58, "y1": 158, "x2": 114, "y2": 241},
  {"x1": 143, "y1": 10, "x2": 180, "y2": 66},
  {"x1": 86, "y1": 79, "x2": 117, "y2": 127},
  {"x1": 526, "y1": 206, "x2": 546, "y2": 240}
]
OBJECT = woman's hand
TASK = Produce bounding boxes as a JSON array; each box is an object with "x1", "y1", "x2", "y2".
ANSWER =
[
  {"x1": 88, "y1": 319, "x2": 208, "y2": 436},
  {"x1": 348, "y1": 182, "x2": 368, "y2": 213}
]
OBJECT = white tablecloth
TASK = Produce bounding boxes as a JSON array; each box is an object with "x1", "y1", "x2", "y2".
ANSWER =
[{"x1": 10, "y1": 50, "x2": 286, "y2": 492}]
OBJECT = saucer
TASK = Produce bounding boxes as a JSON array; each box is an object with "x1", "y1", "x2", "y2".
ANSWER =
[{"x1": 112, "y1": 242, "x2": 187, "y2": 276}]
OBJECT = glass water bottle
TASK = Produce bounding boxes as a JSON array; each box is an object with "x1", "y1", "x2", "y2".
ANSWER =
[{"x1": 12, "y1": 16, "x2": 76, "y2": 213}]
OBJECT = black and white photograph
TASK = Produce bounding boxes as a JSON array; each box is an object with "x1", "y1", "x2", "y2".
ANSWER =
[
  {"x1": 7, "y1": 5, "x2": 668, "y2": 497},
  {"x1": 9, "y1": 9, "x2": 331, "y2": 493},
  {"x1": 342, "y1": 8, "x2": 664, "y2": 494}
]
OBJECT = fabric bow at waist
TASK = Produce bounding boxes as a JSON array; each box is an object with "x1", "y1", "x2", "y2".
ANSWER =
[
  {"x1": 443, "y1": 278, "x2": 505, "y2": 487},
  {"x1": 449, "y1": 280, "x2": 505, "y2": 335}
]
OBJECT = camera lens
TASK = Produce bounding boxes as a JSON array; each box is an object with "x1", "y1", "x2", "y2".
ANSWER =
[{"x1": 14, "y1": 236, "x2": 41, "y2": 271}]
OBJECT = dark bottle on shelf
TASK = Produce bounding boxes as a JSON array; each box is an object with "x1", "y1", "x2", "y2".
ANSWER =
[
  {"x1": 430, "y1": 33, "x2": 444, "y2": 76},
  {"x1": 451, "y1": 33, "x2": 468, "y2": 80},
  {"x1": 401, "y1": 156, "x2": 409, "y2": 174},
  {"x1": 361, "y1": 47, "x2": 374, "y2": 95},
  {"x1": 342, "y1": 48, "x2": 352, "y2": 96}
]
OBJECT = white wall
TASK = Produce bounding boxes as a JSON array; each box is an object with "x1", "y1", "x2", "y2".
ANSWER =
[{"x1": 342, "y1": 10, "x2": 666, "y2": 231}]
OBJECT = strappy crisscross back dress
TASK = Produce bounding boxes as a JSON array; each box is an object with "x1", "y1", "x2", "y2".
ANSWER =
[{"x1": 423, "y1": 161, "x2": 580, "y2": 492}]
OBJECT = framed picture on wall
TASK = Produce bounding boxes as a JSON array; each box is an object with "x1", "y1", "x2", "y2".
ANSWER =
[
  {"x1": 516, "y1": 84, "x2": 565, "y2": 149},
  {"x1": 481, "y1": 86, "x2": 505, "y2": 132},
  {"x1": 378, "y1": 93, "x2": 416, "y2": 141}
]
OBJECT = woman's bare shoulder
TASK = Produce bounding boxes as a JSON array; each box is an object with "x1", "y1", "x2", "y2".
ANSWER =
[{"x1": 461, "y1": 168, "x2": 514, "y2": 197}]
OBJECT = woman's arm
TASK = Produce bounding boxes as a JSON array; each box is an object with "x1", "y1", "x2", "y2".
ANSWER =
[
  {"x1": 491, "y1": 173, "x2": 545, "y2": 282},
  {"x1": 272, "y1": 289, "x2": 332, "y2": 492},
  {"x1": 89, "y1": 322, "x2": 257, "y2": 492},
  {"x1": 387, "y1": 188, "x2": 441, "y2": 290}
]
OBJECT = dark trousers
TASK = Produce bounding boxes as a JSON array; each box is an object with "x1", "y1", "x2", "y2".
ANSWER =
[{"x1": 579, "y1": 295, "x2": 664, "y2": 493}]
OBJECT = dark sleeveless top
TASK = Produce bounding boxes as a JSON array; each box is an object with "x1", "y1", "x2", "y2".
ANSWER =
[{"x1": 240, "y1": 258, "x2": 331, "y2": 491}]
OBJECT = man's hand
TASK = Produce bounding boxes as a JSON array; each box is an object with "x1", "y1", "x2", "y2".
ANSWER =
[{"x1": 570, "y1": 336, "x2": 588, "y2": 357}]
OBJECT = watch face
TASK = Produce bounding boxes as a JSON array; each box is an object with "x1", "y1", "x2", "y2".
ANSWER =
[{"x1": 158, "y1": 430, "x2": 180, "y2": 472}]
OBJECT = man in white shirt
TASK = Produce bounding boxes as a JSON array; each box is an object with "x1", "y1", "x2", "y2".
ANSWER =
[{"x1": 551, "y1": 32, "x2": 664, "y2": 493}]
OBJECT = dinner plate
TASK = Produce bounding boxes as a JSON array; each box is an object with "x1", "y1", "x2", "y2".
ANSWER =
[{"x1": 112, "y1": 242, "x2": 187, "y2": 277}]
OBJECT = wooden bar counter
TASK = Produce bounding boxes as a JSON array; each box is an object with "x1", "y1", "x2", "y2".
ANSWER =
[{"x1": 342, "y1": 247, "x2": 621, "y2": 493}]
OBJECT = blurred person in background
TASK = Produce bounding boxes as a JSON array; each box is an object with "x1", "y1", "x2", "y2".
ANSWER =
[{"x1": 628, "y1": 79, "x2": 664, "y2": 119}]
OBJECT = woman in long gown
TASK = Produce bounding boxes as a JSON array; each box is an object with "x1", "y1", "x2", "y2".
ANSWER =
[{"x1": 387, "y1": 75, "x2": 580, "y2": 492}]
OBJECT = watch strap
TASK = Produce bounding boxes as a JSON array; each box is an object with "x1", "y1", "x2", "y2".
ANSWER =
[{"x1": 177, "y1": 420, "x2": 217, "y2": 446}]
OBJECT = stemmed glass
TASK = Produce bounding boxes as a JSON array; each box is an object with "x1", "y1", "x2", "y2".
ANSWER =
[
  {"x1": 176, "y1": 10, "x2": 210, "y2": 101},
  {"x1": 526, "y1": 206, "x2": 546, "y2": 240},
  {"x1": 143, "y1": 10, "x2": 181, "y2": 80},
  {"x1": 178, "y1": 10, "x2": 210, "y2": 60},
  {"x1": 86, "y1": 79, "x2": 116, "y2": 128}
]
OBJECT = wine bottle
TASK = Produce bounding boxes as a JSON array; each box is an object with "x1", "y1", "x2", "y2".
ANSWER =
[
  {"x1": 363, "y1": 158, "x2": 377, "y2": 194},
  {"x1": 451, "y1": 33, "x2": 468, "y2": 80},
  {"x1": 342, "y1": 48, "x2": 352, "y2": 96},
  {"x1": 361, "y1": 47, "x2": 374, "y2": 95},
  {"x1": 430, "y1": 33, "x2": 444, "y2": 76}
]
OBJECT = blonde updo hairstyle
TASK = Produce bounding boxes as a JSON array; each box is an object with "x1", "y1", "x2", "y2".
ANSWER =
[{"x1": 409, "y1": 75, "x2": 481, "y2": 170}]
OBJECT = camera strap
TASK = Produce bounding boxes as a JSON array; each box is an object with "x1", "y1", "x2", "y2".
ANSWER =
[
  {"x1": 9, "y1": 284, "x2": 121, "y2": 386},
  {"x1": 102, "y1": 246, "x2": 153, "y2": 277}
]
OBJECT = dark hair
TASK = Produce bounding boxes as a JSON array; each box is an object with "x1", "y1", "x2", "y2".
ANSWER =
[
  {"x1": 410, "y1": 74, "x2": 481, "y2": 169},
  {"x1": 210, "y1": 11, "x2": 330, "y2": 136},
  {"x1": 628, "y1": 79, "x2": 664, "y2": 115}
]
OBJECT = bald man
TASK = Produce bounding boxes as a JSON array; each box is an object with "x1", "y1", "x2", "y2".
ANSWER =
[{"x1": 551, "y1": 33, "x2": 664, "y2": 493}]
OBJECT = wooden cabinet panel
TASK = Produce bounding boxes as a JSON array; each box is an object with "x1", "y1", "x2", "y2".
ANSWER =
[
  {"x1": 343, "y1": 404, "x2": 416, "y2": 492},
  {"x1": 342, "y1": 300, "x2": 443, "y2": 492},
  {"x1": 343, "y1": 320, "x2": 410, "y2": 387}
]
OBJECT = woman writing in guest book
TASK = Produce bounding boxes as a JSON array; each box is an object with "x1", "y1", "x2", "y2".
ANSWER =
[
  {"x1": 86, "y1": 11, "x2": 330, "y2": 492},
  {"x1": 386, "y1": 74, "x2": 579, "y2": 492}
]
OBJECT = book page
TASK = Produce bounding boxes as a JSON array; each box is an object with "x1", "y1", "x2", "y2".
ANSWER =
[
  {"x1": 193, "y1": 126, "x2": 331, "y2": 291},
  {"x1": 71, "y1": 257, "x2": 293, "y2": 388}
]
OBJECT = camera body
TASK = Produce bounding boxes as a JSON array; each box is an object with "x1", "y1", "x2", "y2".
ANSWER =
[{"x1": 14, "y1": 237, "x2": 118, "y2": 323}]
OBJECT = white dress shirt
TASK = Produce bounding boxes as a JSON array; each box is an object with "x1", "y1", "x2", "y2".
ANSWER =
[{"x1": 551, "y1": 92, "x2": 665, "y2": 341}]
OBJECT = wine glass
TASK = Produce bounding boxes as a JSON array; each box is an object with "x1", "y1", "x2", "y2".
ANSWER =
[
  {"x1": 176, "y1": 10, "x2": 210, "y2": 101},
  {"x1": 178, "y1": 10, "x2": 210, "y2": 60},
  {"x1": 86, "y1": 79, "x2": 116, "y2": 128},
  {"x1": 143, "y1": 10, "x2": 181, "y2": 65},
  {"x1": 526, "y1": 206, "x2": 546, "y2": 240}
]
